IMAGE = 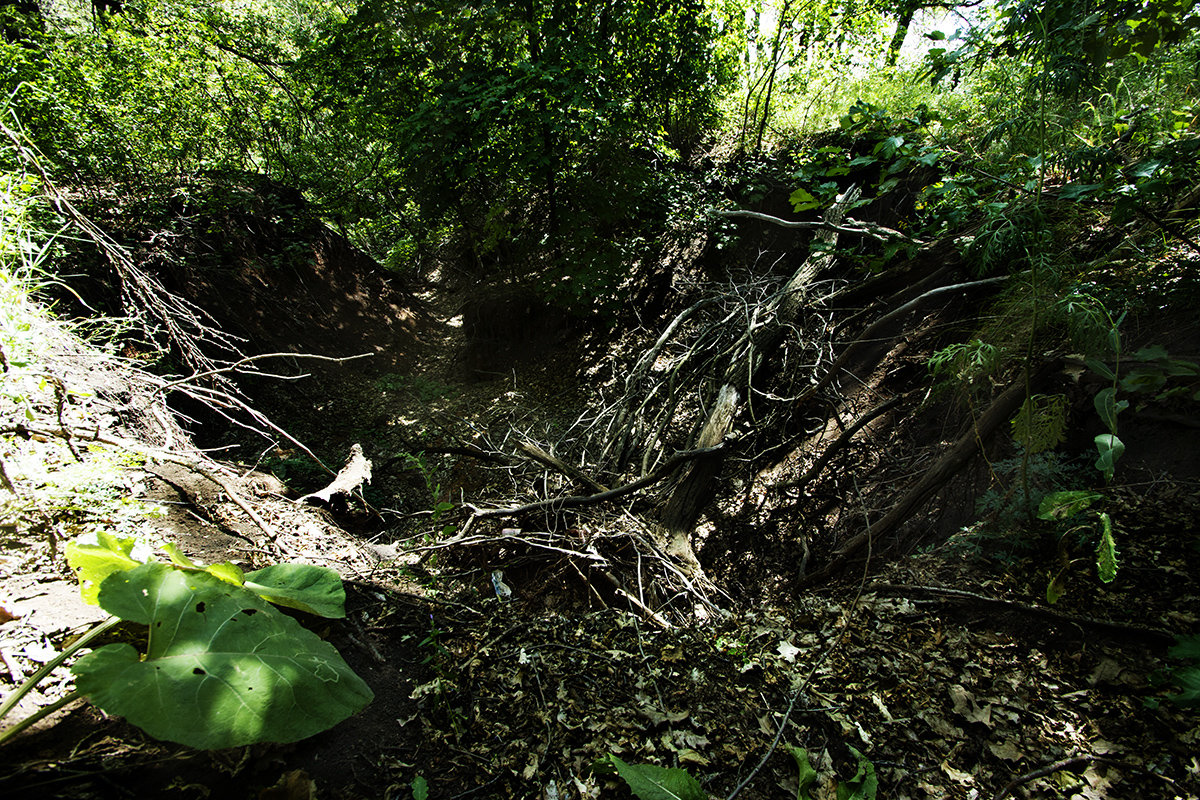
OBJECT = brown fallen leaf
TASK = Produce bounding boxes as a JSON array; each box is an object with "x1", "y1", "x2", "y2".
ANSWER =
[{"x1": 259, "y1": 770, "x2": 316, "y2": 800}]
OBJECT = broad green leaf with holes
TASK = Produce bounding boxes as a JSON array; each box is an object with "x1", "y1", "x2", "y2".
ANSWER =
[
  {"x1": 64, "y1": 531, "x2": 148, "y2": 604},
  {"x1": 163, "y1": 542, "x2": 245, "y2": 586},
  {"x1": 244, "y1": 563, "x2": 347, "y2": 618},
  {"x1": 72, "y1": 562, "x2": 372, "y2": 748},
  {"x1": 608, "y1": 755, "x2": 705, "y2": 800}
]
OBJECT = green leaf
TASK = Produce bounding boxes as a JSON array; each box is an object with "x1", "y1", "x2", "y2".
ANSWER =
[
  {"x1": 1093, "y1": 388, "x2": 1127, "y2": 434},
  {"x1": 1169, "y1": 634, "x2": 1200, "y2": 661},
  {"x1": 1095, "y1": 512, "x2": 1118, "y2": 583},
  {"x1": 608, "y1": 755, "x2": 705, "y2": 800},
  {"x1": 1166, "y1": 666, "x2": 1200, "y2": 706},
  {"x1": 65, "y1": 532, "x2": 147, "y2": 605},
  {"x1": 837, "y1": 747, "x2": 878, "y2": 800},
  {"x1": 786, "y1": 744, "x2": 818, "y2": 800},
  {"x1": 1094, "y1": 433, "x2": 1125, "y2": 482},
  {"x1": 73, "y1": 563, "x2": 372, "y2": 748},
  {"x1": 412, "y1": 775, "x2": 429, "y2": 800},
  {"x1": 1083, "y1": 358, "x2": 1116, "y2": 380},
  {"x1": 163, "y1": 542, "x2": 245, "y2": 586},
  {"x1": 1163, "y1": 359, "x2": 1200, "y2": 377},
  {"x1": 1121, "y1": 368, "x2": 1167, "y2": 394},
  {"x1": 1037, "y1": 490, "x2": 1103, "y2": 521},
  {"x1": 244, "y1": 563, "x2": 348, "y2": 618},
  {"x1": 790, "y1": 187, "x2": 820, "y2": 212},
  {"x1": 1060, "y1": 183, "x2": 1104, "y2": 200},
  {"x1": 1046, "y1": 569, "x2": 1068, "y2": 604},
  {"x1": 1134, "y1": 345, "x2": 1170, "y2": 361},
  {"x1": 873, "y1": 136, "x2": 904, "y2": 159},
  {"x1": 912, "y1": 150, "x2": 941, "y2": 167}
]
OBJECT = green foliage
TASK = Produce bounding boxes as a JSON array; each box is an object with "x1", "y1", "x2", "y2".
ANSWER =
[
  {"x1": 2, "y1": 534, "x2": 372, "y2": 749},
  {"x1": 927, "y1": 339, "x2": 1000, "y2": 388},
  {"x1": 788, "y1": 100, "x2": 944, "y2": 220},
  {"x1": 73, "y1": 561, "x2": 371, "y2": 748},
  {"x1": 787, "y1": 744, "x2": 819, "y2": 799},
  {"x1": 65, "y1": 530, "x2": 150, "y2": 605},
  {"x1": 783, "y1": 744, "x2": 877, "y2": 800},
  {"x1": 1160, "y1": 635, "x2": 1200, "y2": 707},
  {"x1": 1094, "y1": 511, "x2": 1117, "y2": 583},
  {"x1": 1038, "y1": 490, "x2": 1118, "y2": 603},
  {"x1": 603, "y1": 754, "x2": 705, "y2": 800},
  {"x1": 1036, "y1": 489, "x2": 1103, "y2": 521},
  {"x1": 411, "y1": 775, "x2": 430, "y2": 800},
  {"x1": 837, "y1": 747, "x2": 878, "y2": 800},
  {"x1": 1092, "y1": 433, "x2": 1125, "y2": 482},
  {"x1": 375, "y1": 373, "x2": 452, "y2": 404},
  {"x1": 67, "y1": 532, "x2": 350, "y2": 618},
  {"x1": 1011, "y1": 393, "x2": 1069, "y2": 455},
  {"x1": 1122, "y1": 346, "x2": 1200, "y2": 402}
]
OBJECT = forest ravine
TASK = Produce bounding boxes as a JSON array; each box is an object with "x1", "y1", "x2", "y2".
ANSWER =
[{"x1": 2, "y1": 0, "x2": 1200, "y2": 798}]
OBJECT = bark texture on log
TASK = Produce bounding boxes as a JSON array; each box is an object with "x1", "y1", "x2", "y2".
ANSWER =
[{"x1": 660, "y1": 384, "x2": 739, "y2": 557}]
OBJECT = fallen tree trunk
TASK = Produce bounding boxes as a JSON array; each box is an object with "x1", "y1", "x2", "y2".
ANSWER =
[{"x1": 797, "y1": 362, "x2": 1056, "y2": 586}]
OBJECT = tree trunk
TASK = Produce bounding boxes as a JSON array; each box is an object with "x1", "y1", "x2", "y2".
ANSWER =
[
  {"x1": 797, "y1": 362, "x2": 1057, "y2": 586},
  {"x1": 885, "y1": 4, "x2": 918, "y2": 67},
  {"x1": 659, "y1": 187, "x2": 860, "y2": 562}
]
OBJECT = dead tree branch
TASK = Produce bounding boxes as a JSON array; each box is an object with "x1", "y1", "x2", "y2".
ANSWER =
[
  {"x1": 661, "y1": 187, "x2": 862, "y2": 556},
  {"x1": 775, "y1": 393, "x2": 908, "y2": 494},
  {"x1": 718, "y1": 208, "x2": 928, "y2": 245},
  {"x1": 873, "y1": 583, "x2": 1177, "y2": 646},
  {"x1": 153, "y1": 351, "x2": 373, "y2": 395},
  {"x1": 1, "y1": 119, "x2": 243, "y2": 376},
  {"x1": 516, "y1": 440, "x2": 609, "y2": 494},
  {"x1": 473, "y1": 444, "x2": 724, "y2": 520}
]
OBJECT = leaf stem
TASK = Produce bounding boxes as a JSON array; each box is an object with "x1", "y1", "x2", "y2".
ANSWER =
[
  {"x1": 0, "y1": 616, "x2": 120, "y2": 737},
  {"x1": 0, "y1": 690, "x2": 82, "y2": 747}
]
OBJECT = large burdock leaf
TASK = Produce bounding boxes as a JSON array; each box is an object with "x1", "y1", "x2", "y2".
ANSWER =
[
  {"x1": 64, "y1": 531, "x2": 147, "y2": 604},
  {"x1": 72, "y1": 562, "x2": 373, "y2": 748}
]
